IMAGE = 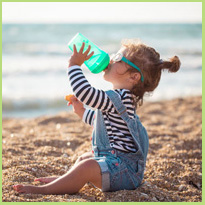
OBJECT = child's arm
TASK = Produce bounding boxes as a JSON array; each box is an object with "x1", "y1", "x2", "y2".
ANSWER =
[
  {"x1": 68, "y1": 95, "x2": 95, "y2": 126},
  {"x1": 68, "y1": 95, "x2": 85, "y2": 120},
  {"x1": 82, "y1": 109, "x2": 95, "y2": 126},
  {"x1": 68, "y1": 44, "x2": 113, "y2": 112}
]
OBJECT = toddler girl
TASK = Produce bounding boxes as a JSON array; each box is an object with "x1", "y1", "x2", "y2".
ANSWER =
[{"x1": 13, "y1": 40, "x2": 180, "y2": 194}]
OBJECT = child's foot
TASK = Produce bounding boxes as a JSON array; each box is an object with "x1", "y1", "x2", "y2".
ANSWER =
[
  {"x1": 13, "y1": 184, "x2": 43, "y2": 194},
  {"x1": 34, "y1": 177, "x2": 58, "y2": 183}
]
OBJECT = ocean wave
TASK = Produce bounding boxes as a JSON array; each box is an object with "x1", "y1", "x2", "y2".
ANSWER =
[
  {"x1": 2, "y1": 53, "x2": 201, "y2": 78},
  {"x1": 3, "y1": 41, "x2": 202, "y2": 57},
  {"x1": 175, "y1": 49, "x2": 202, "y2": 56},
  {"x1": 2, "y1": 55, "x2": 67, "y2": 76},
  {"x1": 2, "y1": 98, "x2": 67, "y2": 112},
  {"x1": 2, "y1": 69, "x2": 65, "y2": 78},
  {"x1": 3, "y1": 43, "x2": 70, "y2": 56}
]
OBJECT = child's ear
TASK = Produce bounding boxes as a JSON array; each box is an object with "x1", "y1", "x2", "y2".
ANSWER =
[{"x1": 130, "y1": 73, "x2": 140, "y2": 83}]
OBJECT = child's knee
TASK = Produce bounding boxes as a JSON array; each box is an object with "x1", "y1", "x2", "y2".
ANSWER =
[
  {"x1": 78, "y1": 159, "x2": 102, "y2": 188},
  {"x1": 78, "y1": 152, "x2": 93, "y2": 162},
  {"x1": 79, "y1": 159, "x2": 101, "y2": 175}
]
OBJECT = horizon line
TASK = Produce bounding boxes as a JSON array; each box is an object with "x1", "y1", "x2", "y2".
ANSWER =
[{"x1": 2, "y1": 21, "x2": 202, "y2": 24}]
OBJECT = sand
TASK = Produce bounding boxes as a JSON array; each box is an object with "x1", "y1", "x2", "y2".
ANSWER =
[{"x1": 2, "y1": 96, "x2": 202, "y2": 202}]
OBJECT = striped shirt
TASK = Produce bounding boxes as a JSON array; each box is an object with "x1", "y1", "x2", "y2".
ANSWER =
[{"x1": 68, "y1": 65, "x2": 137, "y2": 153}]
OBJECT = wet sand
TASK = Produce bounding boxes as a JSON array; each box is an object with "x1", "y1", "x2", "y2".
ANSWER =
[{"x1": 2, "y1": 96, "x2": 202, "y2": 202}]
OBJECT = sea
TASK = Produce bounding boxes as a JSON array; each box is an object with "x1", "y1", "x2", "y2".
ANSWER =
[{"x1": 2, "y1": 23, "x2": 202, "y2": 118}]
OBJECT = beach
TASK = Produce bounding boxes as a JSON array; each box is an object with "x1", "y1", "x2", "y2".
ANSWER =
[{"x1": 2, "y1": 95, "x2": 202, "y2": 202}]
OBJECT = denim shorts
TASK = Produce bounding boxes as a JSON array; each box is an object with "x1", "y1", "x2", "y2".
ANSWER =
[{"x1": 94, "y1": 149, "x2": 143, "y2": 192}]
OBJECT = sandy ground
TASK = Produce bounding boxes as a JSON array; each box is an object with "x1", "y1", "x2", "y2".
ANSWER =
[{"x1": 2, "y1": 96, "x2": 202, "y2": 202}]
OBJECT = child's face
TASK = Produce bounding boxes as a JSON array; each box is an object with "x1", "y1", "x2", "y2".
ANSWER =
[{"x1": 103, "y1": 49, "x2": 131, "y2": 88}]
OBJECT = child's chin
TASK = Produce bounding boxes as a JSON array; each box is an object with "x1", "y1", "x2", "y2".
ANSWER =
[
  {"x1": 103, "y1": 78, "x2": 111, "y2": 84},
  {"x1": 103, "y1": 74, "x2": 108, "y2": 81}
]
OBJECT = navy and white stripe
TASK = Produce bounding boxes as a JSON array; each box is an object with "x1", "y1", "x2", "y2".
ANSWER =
[
  {"x1": 83, "y1": 109, "x2": 95, "y2": 126},
  {"x1": 68, "y1": 65, "x2": 137, "y2": 153}
]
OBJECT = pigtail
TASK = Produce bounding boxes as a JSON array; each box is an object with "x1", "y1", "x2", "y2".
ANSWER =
[{"x1": 159, "y1": 56, "x2": 181, "y2": 73}]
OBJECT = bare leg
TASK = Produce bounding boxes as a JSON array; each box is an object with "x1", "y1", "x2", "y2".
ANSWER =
[
  {"x1": 74, "y1": 151, "x2": 94, "y2": 166},
  {"x1": 13, "y1": 158, "x2": 102, "y2": 194},
  {"x1": 34, "y1": 177, "x2": 59, "y2": 183},
  {"x1": 34, "y1": 152, "x2": 94, "y2": 184}
]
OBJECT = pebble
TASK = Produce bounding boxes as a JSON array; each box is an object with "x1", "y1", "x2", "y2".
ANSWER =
[
  {"x1": 152, "y1": 197, "x2": 158, "y2": 202},
  {"x1": 62, "y1": 153, "x2": 68, "y2": 158},
  {"x1": 29, "y1": 129, "x2": 34, "y2": 134},
  {"x1": 64, "y1": 166, "x2": 69, "y2": 171},
  {"x1": 31, "y1": 168, "x2": 37, "y2": 172},
  {"x1": 140, "y1": 193, "x2": 149, "y2": 199},
  {"x1": 143, "y1": 181, "x2": 148, "y2": 185},
  {"x1": 197, "y1": 183, "x2": 201, "y2": 189},
  {"x1": 178, "y1": 185, "x2": 186, "y2": 191},
  {"x1": 56, "y1": 123, "x2": 61, "y2": 130}
]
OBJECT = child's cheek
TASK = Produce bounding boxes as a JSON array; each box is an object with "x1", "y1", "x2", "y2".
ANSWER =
[{"x1": 116, "y1": 66, "x2": 127, "y2": 75}]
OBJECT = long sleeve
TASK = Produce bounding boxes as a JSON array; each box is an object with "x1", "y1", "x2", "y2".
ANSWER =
[
  {"x1": 68, "y1": 65, "x2": 113, "y2": 111},
  {"x1": 82, "y1": 108, "x2": 95, "y2": 126}
]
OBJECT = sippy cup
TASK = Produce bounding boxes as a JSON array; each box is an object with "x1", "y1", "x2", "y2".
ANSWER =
[{"x1": 68, "y1": 33, "x2": 110, "y2": 74}]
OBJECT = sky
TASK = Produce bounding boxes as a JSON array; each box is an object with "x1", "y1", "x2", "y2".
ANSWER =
[{"x1": 2, "y1": 2, "x2": 202, "y2": 24}]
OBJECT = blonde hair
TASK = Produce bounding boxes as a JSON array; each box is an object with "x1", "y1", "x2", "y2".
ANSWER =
[{"x1": 122, "y1": 39, "x2": 181, "y2": 108}]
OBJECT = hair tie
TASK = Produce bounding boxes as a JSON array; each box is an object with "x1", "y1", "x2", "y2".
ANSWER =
[{"x1": 159, "y1": 59, "x2": 163, "y2": 64}]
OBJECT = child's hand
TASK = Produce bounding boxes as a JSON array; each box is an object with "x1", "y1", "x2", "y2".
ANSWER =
[
  {"x1": 68, "y1": 43, "x2": 94, "y2": 67},
  {"x1": 67, "y1": 95, "x2": 85, "y2": 119},
  {"x1": 65, "y1": 94, "x2": 74, "y2": 104}
]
